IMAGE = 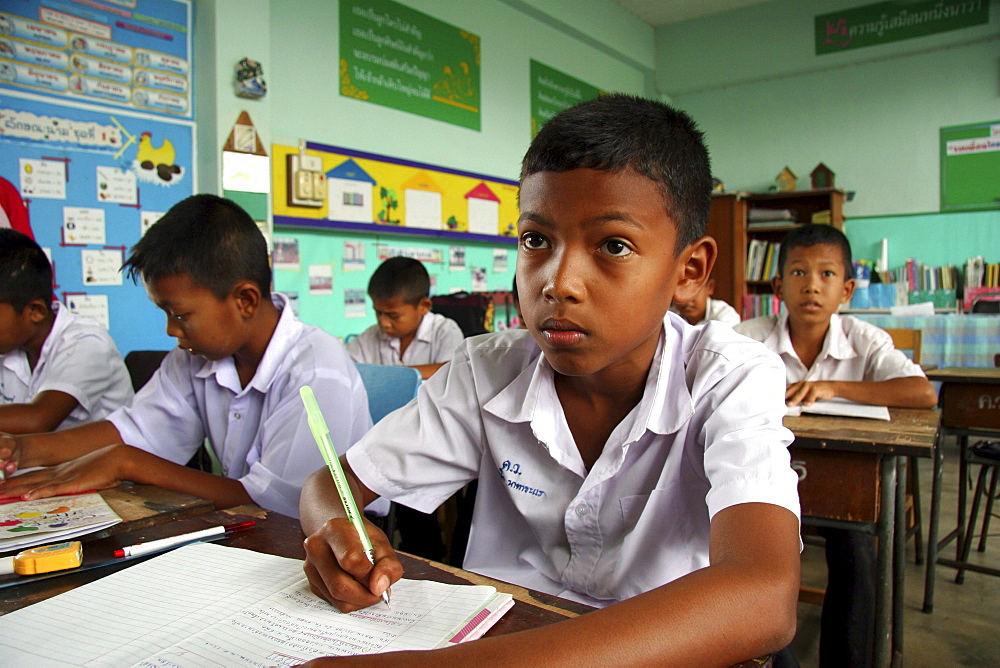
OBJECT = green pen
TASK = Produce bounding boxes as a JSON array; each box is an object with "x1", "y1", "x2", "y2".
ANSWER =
[{"x1": 300, "y1": 385, "x2": 390, "y2": 608}]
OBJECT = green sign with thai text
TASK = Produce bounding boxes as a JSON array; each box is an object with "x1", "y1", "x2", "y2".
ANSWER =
[
  {"x1": 530, "y1": 60, "x2": 603, "y2": 138},
  {"x1": 816, "y1": 0, "x2": 989, "y2": 54},
  {"x1": 340, "y1": 0, "x2": 481, "y2": 130}
]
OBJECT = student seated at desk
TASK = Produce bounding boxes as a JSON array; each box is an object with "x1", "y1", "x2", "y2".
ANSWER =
[
  {"x1": 299, "y1": 94, "x2": 802, "y2": 666},
  {"x1": 671, "y1": 275, "x2": 741, "y2": 327},
  {"x1": 346, "y1": 256, "x2": 464, "y2": 381},
  {"x1": 735, "y1": 223, "x2": 937, "y2": 667},
  {"x1": 0, "y1": 229, "x2": 132, "y2": 433},
  {"x1": 0, "y1": 195, "x2": 376, "y2": 519}
]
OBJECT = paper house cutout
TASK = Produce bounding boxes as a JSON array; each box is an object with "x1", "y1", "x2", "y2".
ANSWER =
[
  {"x1": 465, "y1": 182, "x2": 500, "y2": 236},
  {"x1": 810, "y1": 162, "x2": 835, "y2": 189},
  {"x1": 402, "y1": 171, "x2": 444, "y2": 230},
  {"x1": 775, "y1": 166, "x2": 797, "y2": 192},
  {"x1": 326, "y1": 159, "x2": 376, "y2": 222}
]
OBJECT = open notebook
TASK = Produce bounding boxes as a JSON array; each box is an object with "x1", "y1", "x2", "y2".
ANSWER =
[
  {"x1": 0, "y1": 542, "x2": 514, "y2": 666},
  {"x1": 785, "y1": 398, "x2": 891, "y2": 421}
]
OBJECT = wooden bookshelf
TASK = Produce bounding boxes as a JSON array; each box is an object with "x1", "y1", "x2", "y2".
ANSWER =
[{"x1": 706, "y1": 189, "x2": 845, "y2": 318}]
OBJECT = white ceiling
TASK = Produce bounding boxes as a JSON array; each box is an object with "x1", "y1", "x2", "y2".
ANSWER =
[{"x1": 612, "y1": 0, "x2": 776, "y2": 26}]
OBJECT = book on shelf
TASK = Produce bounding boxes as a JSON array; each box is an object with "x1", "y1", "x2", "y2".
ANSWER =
[
  {"x1": 745, "y1": 240, "x2": 781, "y2": 281},
  {"x1": 741, "y1": 293, "x2": 784, "y2": 320}
]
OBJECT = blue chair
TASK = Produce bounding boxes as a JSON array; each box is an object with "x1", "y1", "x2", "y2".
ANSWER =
[{"x1": 354, "y1": 364, "x2": 421, "y2": 423}]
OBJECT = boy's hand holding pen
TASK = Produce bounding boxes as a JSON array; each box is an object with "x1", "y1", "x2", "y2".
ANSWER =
[{"x1": 300, "y1": 386, "x2": 401, "y2": 613}]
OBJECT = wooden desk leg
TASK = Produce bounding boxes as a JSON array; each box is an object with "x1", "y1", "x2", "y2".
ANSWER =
[
  {"x1": 893, "y1": 456, "x2": 906, "y2": 665},
  {"x1": 956, "y1": 434, "x2": 969, "y2": 584},
  {"x1": 923, "y1": 431, "x2": 945, "y2": 613},
  {"x1": 874, "y1": 455, "x2": 897, "y2": 668}
]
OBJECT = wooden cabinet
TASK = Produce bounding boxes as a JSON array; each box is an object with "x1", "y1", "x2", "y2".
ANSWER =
[{"x1": 705, "y1": 189, "x2": 844, "y2": 318}]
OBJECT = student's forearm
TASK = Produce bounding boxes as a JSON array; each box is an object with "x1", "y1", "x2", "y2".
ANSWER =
[
  {"x1": 118, "y1": 447, "x2": 253, "y2": 509},
  {"x1": 832, "y1": 377, "x2": 938, "y2": 408},
  {"x1": 0, "y1": 390, "x2": 80, "y2": 434},
  {"x1": 19, "y1": 420, "x2": 125, "y2": 467},
  {"x1": 410, "y1": 363, "x2": 445, "y2": 380},
  {"x1": 300, "y1": 458, "x2": 380, "y2": 534}
]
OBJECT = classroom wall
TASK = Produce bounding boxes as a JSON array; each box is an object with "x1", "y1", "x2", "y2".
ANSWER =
[
  {"x1": 194, "y1": 0, "x2": 653, "y2": 340},
  {"x1": 655, "y1": 0, "x2": 1000, "y2": 271}
]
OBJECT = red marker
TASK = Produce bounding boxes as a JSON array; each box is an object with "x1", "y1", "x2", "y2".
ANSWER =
[{"x1": 113, "y1": 521, "x2": 256, "y2": 558}]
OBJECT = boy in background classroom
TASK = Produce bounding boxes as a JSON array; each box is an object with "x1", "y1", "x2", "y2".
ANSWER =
[
  {"x1": 298, "y1": 94, "x2": 803, "y2": 666},
  {"x1": 0, "y1": 229, "x2": 133, "y2": 433},
  {"x1": 735, "y1": 223, "x2": 937, "y2": 667},
  {"x1": 347, "y1": 256, "x2": 464, "y2": 381},
  {"x1": 671, "y1": 275, "x2": 741, "y2": 327},
  {"x1": 0, "y1": 194, "x2": 380, "y2": 520}
]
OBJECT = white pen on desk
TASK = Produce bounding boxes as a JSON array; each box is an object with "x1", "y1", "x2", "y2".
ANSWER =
[
  {"x1": 300, "y1": 385, "x2": 391, "y2": 609},
  {"x1": 113, "y1": 521, "x2": 256, "y2": 558}
]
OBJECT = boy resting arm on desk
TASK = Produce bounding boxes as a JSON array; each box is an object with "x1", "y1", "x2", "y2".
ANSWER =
[
  {"x1": 0, "y1": 230, "x2": 133, "y2": 433},
  {"x1": 0, "y1": 195, "x2": 377, "y2": 519},
  {"x1": 346, "y1": 256, "x2": 464, "y2": 380},
  {"x1": 299, "y1": 95, "x2": 802, "y2": 666},
  {"x1": 734, "y1": 223, "x2": 935, "y2": 667}
]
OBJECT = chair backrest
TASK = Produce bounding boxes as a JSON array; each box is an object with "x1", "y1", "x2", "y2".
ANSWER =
[
  {"x1": 123, "y1": 350, "x2": 170, "y2": 391},
  {"x1": 882, "y1": 328, "x2": 922, "y2": 365},
  {"x1": 354, "y1": 363, "x2": 421, "y2": 423}
]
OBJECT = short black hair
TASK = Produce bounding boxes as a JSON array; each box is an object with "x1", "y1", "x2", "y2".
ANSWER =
[
  {"x1": 122, "y1": 194, "x2": 271, "y2": 300},
  {"x1": 777, "y1": 224, "x2": 853, "y2": 277},
  {"x1": 0, "y1": 229, "x2": 53, "y2": 311},
  {"x1": 521, "y1": 93, "x2": 712, "y2": 252},
  {"x1": 368, "y1": 256, "x2": 429, "y2": 305}
]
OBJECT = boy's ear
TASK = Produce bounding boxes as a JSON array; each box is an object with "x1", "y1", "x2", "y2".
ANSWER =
[
  {"x1": 671, "y1": 236, "x2": 717, "y2": 305},
  {"x1": 24, "y1": 298, "x2": 50, "y2": 324},
  {"x1": 841, "y1": 277, "x2": 857, "y2": 304},
  {"x1": 231, "y1": 280, "x2": 262, "y2": 318},
  {"x1": 771, "y1": 275, "x2": 783, "y2": 299},
  {"x1": 417, "y1": 296, "x2": 432, "y2": 315}
]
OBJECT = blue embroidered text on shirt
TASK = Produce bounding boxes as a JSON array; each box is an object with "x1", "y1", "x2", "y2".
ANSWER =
[{"x1": 498, "y1": 460, "x2": 546, "y2": 497}]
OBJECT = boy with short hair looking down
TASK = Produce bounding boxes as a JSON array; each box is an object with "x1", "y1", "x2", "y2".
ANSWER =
[{"x1": 298, "y1": 94, "x2": 802, "y2": 666}]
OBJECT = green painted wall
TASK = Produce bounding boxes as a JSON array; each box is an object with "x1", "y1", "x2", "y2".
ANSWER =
[{"x1": 655, "y1": 0, "x2": 1000, "y2": 274}]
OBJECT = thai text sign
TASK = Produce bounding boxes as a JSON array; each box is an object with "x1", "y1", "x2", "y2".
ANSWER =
[
  {"x1": 529, "y1": 60, "x2": 602, "y2": 138},
  {"x1": 339, "y1": 0, "x2": 481, "y2": 130},
  {"x1": 816, "y1": 0, "x2": 989, "y2": 54}
]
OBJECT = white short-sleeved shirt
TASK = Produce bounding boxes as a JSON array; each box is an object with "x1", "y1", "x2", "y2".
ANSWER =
[
  {"x1": 705, "y1": 298, "x2": 741, "y2": 327},
  {"x1": 347, "y1": 311, "x2": 463, "y2": 367},
  {"x1": 734, "y1": 312, "x2": 926, "y2": 383},
  {"x1": 109, "y1": 294, "x2": 380, "y2": 518},
  {"x1": 348, "y1": 313, "x2": 801, "y2": 607},
  {"x1": 0, "y1": 303, "x2": 133, "y2": 430}
]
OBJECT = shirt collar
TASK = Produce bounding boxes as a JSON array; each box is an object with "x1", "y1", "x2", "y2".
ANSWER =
[
  {"x1": 194, "y1": 293, "x2": 300, "y2": 394},
  {"x1": 773, "y1": 311, "x2": 856, "y2": 364}
]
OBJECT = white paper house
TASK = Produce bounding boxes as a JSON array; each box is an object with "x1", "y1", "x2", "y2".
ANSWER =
[
  {"x1": 465, "y1": 182, "x2": 500, "y2": 236},
  {"x1": 402, "y1": 171, "x2": 443, "y2": 230},
  {"x1": 326, "y1": 158, "x2": 376, "y2": 222}
]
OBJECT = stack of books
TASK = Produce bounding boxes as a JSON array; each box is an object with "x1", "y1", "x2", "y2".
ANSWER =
[
  {"x1": 745, "y1": 241, "x2": 781, "y2": 281},
  {"x1": 741, "y1": 293, "x2": 783, "y2": 320}
]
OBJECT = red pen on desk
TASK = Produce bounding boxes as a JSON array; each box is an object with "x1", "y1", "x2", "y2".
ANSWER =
[{"x1": 114, "y1": 521, "x2": 256, "y2": 558}]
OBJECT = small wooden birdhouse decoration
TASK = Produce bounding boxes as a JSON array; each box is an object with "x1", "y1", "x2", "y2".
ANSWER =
[
  {"x1": 810, "y1": 162, "x2": 835, "y2": 189},
  {"x1": 775, "y1": 166, "x2": 797, "y2": 192}
]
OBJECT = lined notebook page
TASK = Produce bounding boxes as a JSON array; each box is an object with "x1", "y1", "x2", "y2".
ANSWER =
[{"x1": 0, "y1": 543, "x2": 510, "y2": 666}]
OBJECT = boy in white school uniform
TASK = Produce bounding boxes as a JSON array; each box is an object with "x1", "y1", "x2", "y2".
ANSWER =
[
  {"x1": 298, "y1": 94, "x2": 802, "y2": 666},
  {"x1": 0, "y1": 195, "x2": 378, "y2": 519},
  {"x1": 347, "y1": 256, "x2": 464, "y2": 381},
  {"x1": 671, "y1": 275, "x2": 741, "y2": 327},
  {"x1": 0, "y1": 229, "x2": 133, "y2": 433},
  {"x1": 735, "y1": 223, "x2": 936, "y2": 667}
]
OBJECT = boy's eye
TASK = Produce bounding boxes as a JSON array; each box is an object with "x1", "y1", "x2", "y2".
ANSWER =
[
  {"x1": 822, "y1": 270, "x2": 836, "y2": 277},
  {"x1": 600, "y1": 239, "x2": 632, "y2": 257},
  {"x1": 170, "y1": 313, "x2": 187, "y2": 322},
  {"x1": 520, "y1": 232, "x2": 549, "y2": 250},
  {"x1": 790, "y1": 269, "x2": 805, "y2": 276}
]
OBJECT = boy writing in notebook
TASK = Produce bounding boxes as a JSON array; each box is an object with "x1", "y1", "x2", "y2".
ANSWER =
[
  {"x1": 347, "y1": 256, "x2": 463, "y2": 381},
  {"x1": 0, "y1": 194, "x2": 376, "y2": 519},
  {"x1": 299, "y1": 94, "x2": 802, "y2": 665},
  {"x1": 0, "y1": 229, "x2": 133, "y2": 433},
  {"x1": 735, "y1": 223, "x2": 936, "y2": 666}
]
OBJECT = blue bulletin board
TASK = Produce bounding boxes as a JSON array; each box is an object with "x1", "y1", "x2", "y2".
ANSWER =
[{"x1": 0, "y1": 92, "x2": 194, "y2": 355}]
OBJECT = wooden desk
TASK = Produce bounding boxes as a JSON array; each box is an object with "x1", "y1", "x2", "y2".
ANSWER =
[
  {"x1": 95, "y1": 482, "x2": 214, "y2": 537},
  {"x1": 923, "y1": 367, "x2": 1000, "y2": 613},
  {"x1": 785, "y1": 408, "x2": 940, "y2": 668}
]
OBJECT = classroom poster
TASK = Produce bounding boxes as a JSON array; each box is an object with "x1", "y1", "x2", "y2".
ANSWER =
[
  {"x1": 0, "y1": 0, "x2": 193, "y2": 118},
  {"x1": 0, "y1": 93, "x2": 194, "y2": 354},
  {"x1": 339, "y1": 0, "x2": 481, "y2": 130},
  {"x1": 940, "y1": 119, "x2": 1000, "y2": 211},
  {"x1": 529, "y1": 60, "x2": 603, "y2": 138},
  {"x1": 815, "y1": 0, "x2": 990, "y2": 54}
]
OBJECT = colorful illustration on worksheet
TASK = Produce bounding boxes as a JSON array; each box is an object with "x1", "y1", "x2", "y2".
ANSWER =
[{"x1": 0, "y1": 493, "x2": 114, "y2": 536}]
